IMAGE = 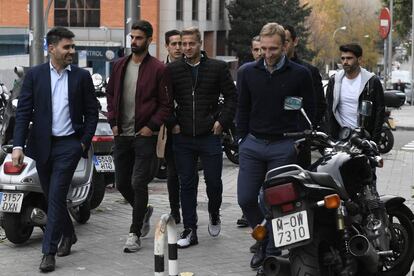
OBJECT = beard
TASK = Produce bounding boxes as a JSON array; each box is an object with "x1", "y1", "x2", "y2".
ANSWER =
[{"x1": 131, "y1": 43, "x2": 147, "y2": 54}]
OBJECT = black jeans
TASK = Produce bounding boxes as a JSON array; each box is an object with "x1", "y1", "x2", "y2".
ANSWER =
[
  {"x1": 165, "y1": 135, "x2": 180, "y2": 212},
  {"x1": 114, "y1": 135, "x2": 157, "y2": 236}
]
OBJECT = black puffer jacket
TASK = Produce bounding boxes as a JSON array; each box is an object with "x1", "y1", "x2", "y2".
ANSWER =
[{"x1": 167, "y1": 52, "x2": 237, "y2": 136}]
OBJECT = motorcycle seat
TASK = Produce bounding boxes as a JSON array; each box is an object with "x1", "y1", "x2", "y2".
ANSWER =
[{"x1": 307, "y1": 171, "x2": 349, "y2": 200}]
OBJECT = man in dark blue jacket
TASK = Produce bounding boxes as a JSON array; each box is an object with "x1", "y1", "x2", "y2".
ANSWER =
[
  {"x1": 236, "y1": 22, "x2": 315, "y2": 274},
  {"x1": 12, "y1": 27, "x2": 98, "y2": 272}
]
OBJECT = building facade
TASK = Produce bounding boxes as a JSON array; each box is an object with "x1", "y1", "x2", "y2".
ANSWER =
[{"x1": 0, "y1": 0, "x2": 231, "y2": 77}]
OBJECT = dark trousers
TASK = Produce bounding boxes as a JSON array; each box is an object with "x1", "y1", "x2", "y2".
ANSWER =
[
  {"x1": 237, "y1": 134, "x2": 297, "y2": 255},
  {"x1": 173, "y1": 133, "x2": 223, "y2": 229},
  {"x1": 36, "y1": 136, "x2": 83, "y2": 255},
  {"x1": 165, "y1": 135, "x2": 180, "y2": 212},
  {"x1": 113, "y1": 135, "x2": 156, "y2": 236}
]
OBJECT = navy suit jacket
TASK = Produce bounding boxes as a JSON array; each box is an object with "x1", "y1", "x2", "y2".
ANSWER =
[{"x1": 13, "y1": 62, "x2": 98, "y2": 164}]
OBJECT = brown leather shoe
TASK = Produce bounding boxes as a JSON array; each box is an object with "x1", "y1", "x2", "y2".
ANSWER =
[
  {"x1": 39, "y1": 254, "x2": 55, "y2": 272},
  {"x1": 57, "y1": 234, "x2": 77, "y2": 257}
]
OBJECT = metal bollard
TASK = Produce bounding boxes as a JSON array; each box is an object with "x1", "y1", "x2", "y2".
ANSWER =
[{"x1": 154, "y1": 214, "x2": 178, "y2": 276}]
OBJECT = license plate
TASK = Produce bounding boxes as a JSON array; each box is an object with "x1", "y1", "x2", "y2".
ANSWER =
[
  {"x1": 0, "y1": 192, "x2": 24, "y2": 213},
  {"x1": 93, "y1": 155, "x2": 115, "y2": 172},
  {"x1": 272, "y1": 210, "x2": 310, "y2": 247}
]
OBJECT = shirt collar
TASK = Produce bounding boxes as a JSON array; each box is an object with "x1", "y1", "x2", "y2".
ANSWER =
[
  {"x1": 49, "y1": 61, "x2": 71, "y2": 74},
  {"x1": 264, "y1": 55, "x2": 286, "y2": 73}
]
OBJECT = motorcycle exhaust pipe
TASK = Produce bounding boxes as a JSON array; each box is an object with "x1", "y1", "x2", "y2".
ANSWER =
[
  {"x1": 263, "y1": 256, "x2": 290, "y2": 276},
  {"x1": 349, "y1": 235, "x2": 379, "y2": 273}
]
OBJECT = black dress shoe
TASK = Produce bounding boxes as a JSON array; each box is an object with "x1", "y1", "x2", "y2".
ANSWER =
[
  {"x1": 39, "y1": 254, "x2": 55, "y2": 272},
  {"x1": 236, "y1": 214, "x2": 249, "y2": 227},
  {"x1": 250, "y1": 243, "x2": 265, "y2": 269},
  {"x1": 57, "y1": 233, "x2": 77, "y2": 257}
]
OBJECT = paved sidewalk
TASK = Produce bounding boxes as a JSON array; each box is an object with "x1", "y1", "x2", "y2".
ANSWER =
[
  {"x1": 0, "y1": 151, "x2": 413, "y2": 276},
  {"x1": 390, "y1": 104, "x2": 414, "y2": 130}
]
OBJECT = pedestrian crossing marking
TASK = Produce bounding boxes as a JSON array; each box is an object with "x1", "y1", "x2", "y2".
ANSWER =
[{"x1": 402, "y1": 140, "x2": 414, "y2": 151}]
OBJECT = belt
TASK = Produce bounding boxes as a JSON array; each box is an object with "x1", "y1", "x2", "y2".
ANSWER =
[
  {"x1": 249, "y1": 133, "x2": 287, "y2": 143},
  {"x1": 51, "y1": 133, "x2": 76, "y2": 141}
]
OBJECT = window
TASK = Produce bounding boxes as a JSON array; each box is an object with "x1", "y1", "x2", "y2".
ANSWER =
[
  {"x1": 54, "y1": 0, "x2": 100, "y2": 27},
  {"x1": 176, "y1": 0, "x2": 183, "y2": 21},
  {"x1": 192, "y1": 0, "x2": 198, "y2": 21},
  {"x1": 206, "y1": 0, "x2": 212, "y2": 21},
  {"x1": 219, "y1": 0, "x2": 225, "y2": 20}
]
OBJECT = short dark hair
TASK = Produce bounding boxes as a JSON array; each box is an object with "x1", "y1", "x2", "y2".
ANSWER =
[
  {"x1": 165, "y1": 29, "x2": 181, "y2": 45},
  {"x1": 283, "y1": 25, "x2": 297, "y2": 40},
  {"x1": 46, "y1": 27, "x2": 75, "y2": 46},
  {"x1": 131, "y1": 20, "x2": 153, "y2": 38},
  {"x1": 339, "y1": 43, "x2": 363, "y2": 58}
]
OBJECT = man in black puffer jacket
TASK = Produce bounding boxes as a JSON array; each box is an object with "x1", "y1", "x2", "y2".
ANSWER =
[{"x1": 167, "y1": 27, "x2": 237, "y2": 249}]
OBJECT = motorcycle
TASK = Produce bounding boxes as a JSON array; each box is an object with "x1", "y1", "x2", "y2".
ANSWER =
[
  {"x1": 0, "y1": 69, "x2": 97, "y2": 244},
  {"x1": 218, "y1": 96, "x2": 239, "y2": 165},
  {"x1": 252, "y1": 97, "x2": 414, "y2": 276},
  {"x1": 377, "y1": 91, "x2": 405, "y2": 154},
  {"x1": 0, "y1": 81, "x2": 10, "y2": 123},
  {"x1": 90, "y1": 73, "x2": 115, "y2": 209}
]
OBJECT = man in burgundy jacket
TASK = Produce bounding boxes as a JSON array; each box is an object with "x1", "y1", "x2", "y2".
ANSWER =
[{"x1": 106, "y1": 20, "x2": 172, "y2": 252}]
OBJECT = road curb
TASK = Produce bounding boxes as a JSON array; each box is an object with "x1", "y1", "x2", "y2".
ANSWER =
[{"x1": 396, "y1": 126, "x2": 414, "y2": 131}]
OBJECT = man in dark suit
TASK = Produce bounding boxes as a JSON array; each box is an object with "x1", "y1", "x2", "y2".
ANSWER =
[{"x1": 12, "y1": 27, "x2": 98, "y2": 272}]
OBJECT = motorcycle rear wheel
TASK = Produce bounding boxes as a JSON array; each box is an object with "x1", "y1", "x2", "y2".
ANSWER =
[
  {"x1": 289, "y1": 228, "x2": 336, "y2": 276},
  {"x1": 378, "y1": 127, "x2": 394, "y2": 154},
  {"x1": 377, "y1": 205, "x2": 414, "y2": 276},
  {"x1": 2, "y1": 212, "x2": 33, "y2": 244},
  {"x1": 90, "y1": 168, "x2": 106, "y2": 210}
]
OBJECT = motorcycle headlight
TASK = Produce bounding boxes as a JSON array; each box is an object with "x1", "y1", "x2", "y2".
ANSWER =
[{"x1": 11, "y1": 98, "x2": 18, "y2": 109}]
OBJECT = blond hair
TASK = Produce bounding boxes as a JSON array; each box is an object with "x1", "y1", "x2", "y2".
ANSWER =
[
  {"x1": 182, "y1": 27, "x2": 201, "y2": 42},
  {"x1": 260, "y1": 22, "x2": 285, "y2": 43}
]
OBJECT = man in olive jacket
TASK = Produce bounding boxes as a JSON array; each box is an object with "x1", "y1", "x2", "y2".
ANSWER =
[{"x1": 167, "y1": 27, "x2": 237, "y2": 248}]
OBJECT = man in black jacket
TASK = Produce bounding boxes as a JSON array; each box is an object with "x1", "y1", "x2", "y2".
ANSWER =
[
  {"x1": 284, "y1": 25, "x2": 326, "y2": 169},
  {"x1": 326, "y1": 43, "x2": 384, "y2": 143},
  {"x1": 167, "y1": 27, "x2": 237, "y2": 249}
]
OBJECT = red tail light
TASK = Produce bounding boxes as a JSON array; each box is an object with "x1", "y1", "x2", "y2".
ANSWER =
[
  {"x1": 92, "y1": 136, "x2": 114, "y2": 142},
  {"x1": 264, "y1": 183, "x2": 298, "y2": 206},
  {"x1": 4, "y1": 162, "x2": 27, "y2": 175}
]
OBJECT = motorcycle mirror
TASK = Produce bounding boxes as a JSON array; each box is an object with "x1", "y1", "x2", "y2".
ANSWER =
[
  {"x1": 14, "y1": 66, "x2": 24, "y2": 78},
  {"x1": 358, "y1": 100, "x2": 373, "y2": 117},
  {"x1": 284, "y1": 96, "x2": 303, "y2": 111},
  {"x1": 91, "y1": 73, "x2": 103, "y2": 87}
]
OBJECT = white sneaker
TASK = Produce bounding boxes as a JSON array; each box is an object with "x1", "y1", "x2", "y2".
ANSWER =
[
  {"x1": 208, "y1": 213, "x2": 221, "y2": 237},
  {"x1": 177, "y1": 228, "x2": 198, "y2": 248},
  {"x1": 141, "y1": 205, "x2": 153, "y2": 237},
  {"x1": 123, "y1": 233, "x2": 141, "y2": 253}
]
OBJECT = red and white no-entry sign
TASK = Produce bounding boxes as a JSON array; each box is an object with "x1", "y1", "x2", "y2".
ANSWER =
[{"x1": 379, "y1": 7, "x2": 391, "y2": 40}]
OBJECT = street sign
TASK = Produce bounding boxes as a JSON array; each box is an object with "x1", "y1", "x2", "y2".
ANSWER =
[{"x1": 379, "y1": 7, "x2": 391, "y2": 40}]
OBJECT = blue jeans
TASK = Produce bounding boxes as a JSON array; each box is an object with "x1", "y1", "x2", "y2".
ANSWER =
[
  {"x1": 173, "y1": 133, "x2": 223, "y2": 229},
  {"x1": 237, "y1": 134, "x2": 297, "y2": 255}
]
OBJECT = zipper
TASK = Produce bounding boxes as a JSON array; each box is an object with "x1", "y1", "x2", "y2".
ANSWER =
[{"x1": 191, "y1": 67, "x2": 199, "y2": 136}]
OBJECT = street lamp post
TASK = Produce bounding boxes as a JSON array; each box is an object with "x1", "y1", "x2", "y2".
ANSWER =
[{"x1": 332, "y1": 26, "x2": 347, "y2": 70}]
